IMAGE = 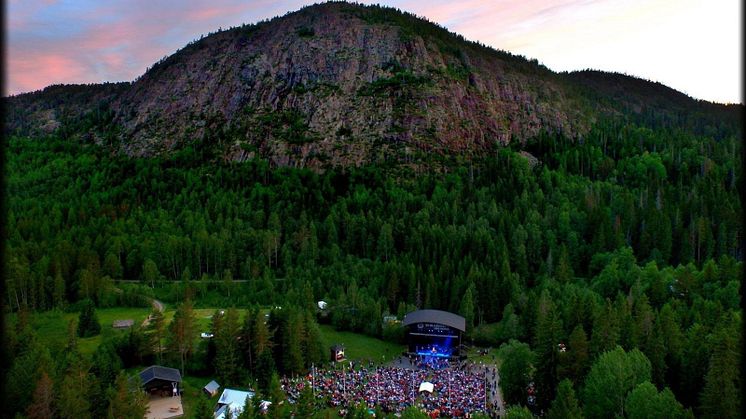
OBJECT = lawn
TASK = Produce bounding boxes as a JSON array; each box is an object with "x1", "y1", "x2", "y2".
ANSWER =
[
  {"x1": 318, "y1": 324, "x2": 404, "y2": 364},
  {"x1": 22, "y1": 307, "x2": 152, "y2": 355},
  {"x1": 464, "y1": 346, "x2": 501, "y2": 367},
  {"x1": 20, "y1": 306, "x2": 402, "y2": 362}
]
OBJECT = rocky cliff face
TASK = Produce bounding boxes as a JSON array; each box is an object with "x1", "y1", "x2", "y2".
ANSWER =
[{"x1": 5, "y1": 2, "x2": 740, "y2": 169}]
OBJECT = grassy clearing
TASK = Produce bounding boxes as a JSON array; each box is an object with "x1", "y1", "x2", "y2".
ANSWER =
[
  {"x1": 318, "y1": 325, "x2": 404, "y2": 364},
  {"x1": 21, "y1": 307, "x2": 152, "y2": 356},
  {"x1": 464, "y1": 348, "x2": 500, "y2": 367},
  {"x1": 20, "y1": 307, "x2": 401, "y2": 363}
]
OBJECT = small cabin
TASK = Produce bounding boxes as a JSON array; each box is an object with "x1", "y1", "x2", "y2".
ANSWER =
[
  {"x1": 203, "y1": 380, "x2": 220, "y2": 397},
  {"x1": 330, "y1": 344, "x2": 345, "y2": 362},
  {"x1": 113, "y1": 319, "x2": 135, "y2": 329}
]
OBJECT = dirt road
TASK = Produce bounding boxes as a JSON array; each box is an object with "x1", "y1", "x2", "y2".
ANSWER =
[{"x1": 141, "y1": 298, "x2": 165, "y2": 328}]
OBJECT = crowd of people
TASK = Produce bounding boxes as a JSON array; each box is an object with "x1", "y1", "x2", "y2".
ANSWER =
[{"x1": 280, "y1": 356, "x2": 487, "y2": 417}]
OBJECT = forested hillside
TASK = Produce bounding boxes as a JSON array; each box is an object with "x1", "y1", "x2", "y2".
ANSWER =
[{"x1": 5, "y1": 109, "x2": 741, "y2": 416}]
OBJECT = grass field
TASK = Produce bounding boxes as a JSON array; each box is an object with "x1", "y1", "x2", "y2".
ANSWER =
[
  {"x1": 22, "y1": 307, "x2": 153, "y2": 355},
  {"x1": 18, "y1": 307, "x2": 404, "y2": 363},
  {"x1": 318, "y1": 324, "x2": 404, "y2": 364}
]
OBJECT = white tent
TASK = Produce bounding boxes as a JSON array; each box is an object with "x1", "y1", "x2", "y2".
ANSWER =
[{"x1": 418, "y1": 382, "x2": 434, "y2": 393}]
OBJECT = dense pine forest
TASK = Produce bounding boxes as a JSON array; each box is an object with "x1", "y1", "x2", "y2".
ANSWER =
[{"x1": 4, "y1": 110, "x2": 742, "y2": 418}]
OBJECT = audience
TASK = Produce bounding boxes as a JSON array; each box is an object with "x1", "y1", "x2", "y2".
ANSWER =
[{"x1": 280, "y1": 356, "x2": 486, "y2": 417}]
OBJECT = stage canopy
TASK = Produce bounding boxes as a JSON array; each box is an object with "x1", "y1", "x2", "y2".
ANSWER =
[{"x1": 402, "y1": 310, "x2": 466, "y2": 332}]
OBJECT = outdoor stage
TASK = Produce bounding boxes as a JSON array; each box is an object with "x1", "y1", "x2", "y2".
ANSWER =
[{"x1": 403, "y1": 309, "x2": 466, "y2": 359}]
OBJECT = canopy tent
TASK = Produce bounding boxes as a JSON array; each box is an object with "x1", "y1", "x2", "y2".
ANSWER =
[{"x1": 419, "y1": 382, "x2": 434, "y2": 393}]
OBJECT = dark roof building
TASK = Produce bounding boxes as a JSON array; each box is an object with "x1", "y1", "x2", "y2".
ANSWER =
[{"x1": 139, "y1": 365, "x2": 182, "y2": 391}]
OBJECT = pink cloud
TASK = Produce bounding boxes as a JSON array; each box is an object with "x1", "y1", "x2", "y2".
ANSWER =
[
  {"x1": 10, "y1": 53, "x2": 89, "y2": 93},
  {"x1": 185, "y1": 4, "x2": 255, "y2": 22},
  {"x1": 5, "y1": 0, "x2": 741, "y2": 102}
]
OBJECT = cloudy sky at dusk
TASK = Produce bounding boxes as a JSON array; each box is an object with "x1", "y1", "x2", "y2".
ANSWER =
[{"x1": 8, "y1": 0, "x2": 742, "y2": 103}]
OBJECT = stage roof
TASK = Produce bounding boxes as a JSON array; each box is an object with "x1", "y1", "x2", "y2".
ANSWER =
[{"x1": 402, "y1": 309, "x2": 466, "y2": 332}]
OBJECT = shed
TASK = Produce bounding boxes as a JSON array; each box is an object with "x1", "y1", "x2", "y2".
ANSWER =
[
  {"x1": 113, "y1": 319, "x2": 135, "y2": 329},
  {"x1": 330, "y1": 344, "x2": 345, "y2": 362},
  {"x1": 203, "y1": 380, "x2": 220, "y2": 397}
]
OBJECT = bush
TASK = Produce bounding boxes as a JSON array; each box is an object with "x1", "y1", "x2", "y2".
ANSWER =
[{"x1": 382, "y1": 322, "x2": 405, "y2": 343}]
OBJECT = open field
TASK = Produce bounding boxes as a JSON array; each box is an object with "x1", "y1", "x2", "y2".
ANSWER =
[
  {"x1": 13, "y1": 306, "x2": 401, "y2": 363},
  {"x1": 319, "y1": 324, "x2": 404, "y2": 364},
  {"x1": 16, "y1": 307, "x2": 153, "y2": 355}
]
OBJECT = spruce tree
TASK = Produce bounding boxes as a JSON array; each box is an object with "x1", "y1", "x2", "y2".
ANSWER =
[
  {"x1": 168, "y1": 300, "x2": 197, "y2": 376},
  {"x1": 146, "y1": 308, "x2": 166, "y2": 364},
  {"x1": 459, "y1": 282, "x2": 476, "y2": 331},
  {"x1": 237, "y1": 395, "x2": 257, "y2": 419},
  {"x1": 192, "y1": 393, "x2": 214, "y2": 419},
  {"x1": 302, "y1": 310, "x2": 325, "y2": 368},
  {"x1": 267, "y1": 372, "x2": 288, "y2": 419},
  {"x1": 27, "y1": 372, "x2": 55, "y2": 419},
  {"x1": 57, "y1": 358, "x2": 92, "y2": 419},
  {"x1": 699, "y1": 321, "x2": 740, "y2": 419},
  {"x1": 215, "y1": 308, "x2": 242, "y2": 385},
  {"x1": 240, "y1": 307, "x2": 258, "y2": 370},
  {"x1": 106, "y1": 371, "x2": 148, "y2": 419},
  {"x1": 281, "y1": 310, "x2": 305, "y2": 375},
  {"x1": 295, "y1": 384, "x2": 315, "y2": 417},
  {"x1": 534, "y1": 290, "x2": 563, "y2": 409},
  {"x1": 558, "y1": 325, "x2": 589, "y2": 384},
  {"x1": 546, "y1": 379, "x2": 583, "y2": 419},
  {"x1": 589, "y1": 299, "x2": 619, "y2": 358},
  {"x1": 77, "y1": 299, "x2": 101, "y2": 338}
]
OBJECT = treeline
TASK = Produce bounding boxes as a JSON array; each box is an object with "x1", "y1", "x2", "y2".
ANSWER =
[{"x1": 4, "y1": 116, "x2": 742, "y2": 417}]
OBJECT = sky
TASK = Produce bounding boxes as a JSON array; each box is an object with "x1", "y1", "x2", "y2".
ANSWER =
[{"x1": 7, "y1": 0, "x2": 743, "y2": 104}]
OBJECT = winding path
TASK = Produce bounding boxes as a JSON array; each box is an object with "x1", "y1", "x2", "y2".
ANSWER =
[{"x1": 141, "y1": 298, "x2": 165, "y2": 328}]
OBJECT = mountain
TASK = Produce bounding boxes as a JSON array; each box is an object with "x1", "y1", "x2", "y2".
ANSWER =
[{"x1": 4, "y1": 1, "x2": 742, "y2": 168}]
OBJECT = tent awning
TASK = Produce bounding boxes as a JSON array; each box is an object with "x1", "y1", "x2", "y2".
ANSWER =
[{"x1": 419, "y1": 382, "x2": 434, "y2": 393}]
